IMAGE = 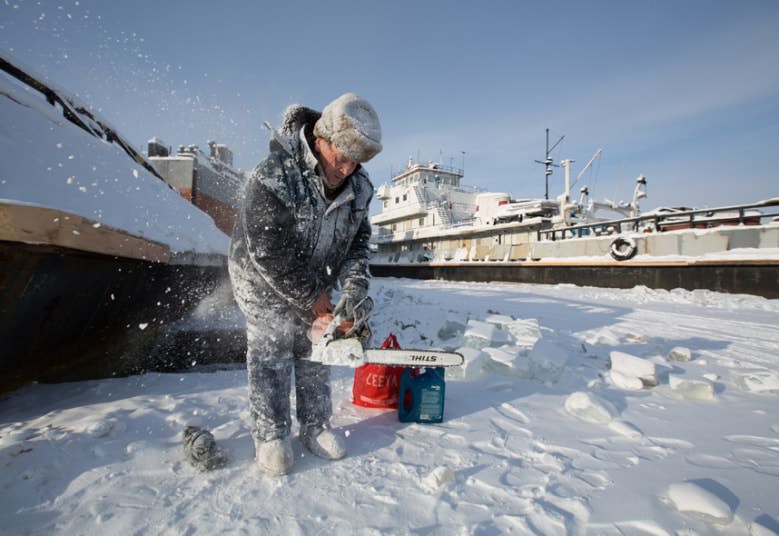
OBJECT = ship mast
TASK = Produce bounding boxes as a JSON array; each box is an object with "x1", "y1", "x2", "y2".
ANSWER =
[{"x1": 534, "y1": 128, "x2": 565, "y2": 200}]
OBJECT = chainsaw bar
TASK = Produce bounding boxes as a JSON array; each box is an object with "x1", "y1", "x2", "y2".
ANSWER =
[
  {"x1": 364, "y1": 348, "x2": 464, "y2": 368},
  {"x1": 308, "y1": 338, "x2": 464, "y2": 368}
]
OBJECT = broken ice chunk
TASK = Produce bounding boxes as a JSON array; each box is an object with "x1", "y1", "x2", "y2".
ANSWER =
[
  {"x1": 483, "y1": 345, "x2": 524, "y2": 366},
  {"x1": 584, "y1": 328, "x2": 621, "y2": 346},
  {"x1": 529, "y1": 339, "x2": 568, "y2": 383},
  {"x1": 448, "y1": 347, "x2": 490, "y2": 381},
  {"x1": 608, "y1": 369, "x2": 645, "y2": 391},
  {"x1": 609, "y1": 351, "x2": 658, "y2": 388},
  {"x1": 504, "y1": 318, "x2": 541, "y2": 348},
  {"x1": 668, "y1": 375, "x2": 715, "y2": 401},
  {"x1": 462, "y1": 319, "x2": 513, "y2": 349},
  {"x1": 624, "y1": 332, "x2": 649, "y2": 344},
  {"x1": 484, "y1": 314, "x2": 514, "y2": 326},
  {"x1": 730, "y1": 370, "x2": 779, "y2": 395},
  {"x1": 668, "y1": 346, "x2": 692, "y2": 362},
  {"x1": 564, "y1": 391, "x2": 617, "y2": 424},
  {"x1": 665, "y1": 481, "x2": 734, "y2": 525},
  {"x1": 483, "y1": 346, "x2": 531, "y2": 377}
]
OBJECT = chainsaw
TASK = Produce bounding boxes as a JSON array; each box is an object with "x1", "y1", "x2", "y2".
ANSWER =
[{"x1": 308, "y1": 297, "x2": 464, "y2": 368}]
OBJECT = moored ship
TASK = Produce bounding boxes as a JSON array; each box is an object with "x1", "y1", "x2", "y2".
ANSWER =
[
  {"x1": 369, "y1": 155, "x2": 779, "y2": 297},
  {"x1": 148, "y1": 138, "x2": 245, "y2": 235}
]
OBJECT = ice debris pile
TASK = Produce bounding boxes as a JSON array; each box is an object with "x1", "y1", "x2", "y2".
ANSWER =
[
  {"x1": 442, "y1": 316, "x2": 569, "y2": 383},
  {"x1": 439, "y1": 312, "x2": 778, "y2": 403}
]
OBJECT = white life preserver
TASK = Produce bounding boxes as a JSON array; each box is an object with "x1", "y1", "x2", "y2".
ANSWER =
[{"x1": 609, "y1": 236, "x2": 637, "y2": 261}]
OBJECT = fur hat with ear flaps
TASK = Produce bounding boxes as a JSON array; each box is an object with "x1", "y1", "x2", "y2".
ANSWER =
[{"x1": 313, "y1": 93, "x2": 382, "y2": 163}]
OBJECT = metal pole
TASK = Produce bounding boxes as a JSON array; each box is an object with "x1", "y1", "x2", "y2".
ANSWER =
[{"x1": 545, "y1": 129, "x2": 549, "y2": 200}]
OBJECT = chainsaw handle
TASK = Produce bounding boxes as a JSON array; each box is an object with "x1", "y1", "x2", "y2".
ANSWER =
[{"x1": 315, "y1": 312, "x2": 350, "y2": 346}]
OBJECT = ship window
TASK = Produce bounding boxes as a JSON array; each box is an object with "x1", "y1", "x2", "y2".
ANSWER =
[
  {"x1": 419, "y1": 218, "x2": 424, "y2": 226},
  {"x1": 403, "y1": 194, "x2": 407, "y2": 201},
  {"x1": 395, "y1": 197, "x2": 399, "y2": 204}
]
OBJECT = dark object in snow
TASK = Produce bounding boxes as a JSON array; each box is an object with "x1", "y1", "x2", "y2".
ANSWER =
[{"x1": 183, "y1": 426, "x2": 227, "y2": 471}]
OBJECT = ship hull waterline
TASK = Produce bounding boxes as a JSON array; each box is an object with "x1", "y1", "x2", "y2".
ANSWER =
[{"x1": 369, "y1": 260, "x2": 779, "y2": 299}]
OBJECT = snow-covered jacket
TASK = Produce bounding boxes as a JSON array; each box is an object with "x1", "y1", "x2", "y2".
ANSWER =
[{"x1": 229, "y1": 105, "x2": 374, "y2": 320}]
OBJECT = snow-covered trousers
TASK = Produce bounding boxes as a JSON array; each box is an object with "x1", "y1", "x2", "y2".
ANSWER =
[{"x1": 245, "y1": 310, "x2": 332, "y2": 442}]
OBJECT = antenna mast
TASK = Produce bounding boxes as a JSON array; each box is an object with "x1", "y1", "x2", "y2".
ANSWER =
[{"x1": 534, "y1": 128, "x2": 565, "y2": 200}]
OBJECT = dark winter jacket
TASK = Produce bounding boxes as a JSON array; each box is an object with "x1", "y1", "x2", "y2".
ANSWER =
[{"x1": 228, "y1": 105, "x2": 374, "y2": 321}]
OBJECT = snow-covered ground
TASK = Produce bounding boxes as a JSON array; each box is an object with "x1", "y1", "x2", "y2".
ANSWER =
[{"x1": 2, "y1": 278, "x2": 779, "y2": 535}]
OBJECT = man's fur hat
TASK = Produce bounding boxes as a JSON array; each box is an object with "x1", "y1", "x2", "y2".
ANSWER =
[{"x1": 313, "y1": 93, "x2": 382, "y2": 163}]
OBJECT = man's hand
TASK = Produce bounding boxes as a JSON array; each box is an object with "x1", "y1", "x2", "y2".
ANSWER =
[
  {"x1": 311, "y1": 292, "x2": 333, "y2": 317},
  {"x1": 333, "y1": 294, "x2": 373, "y2": 324}
]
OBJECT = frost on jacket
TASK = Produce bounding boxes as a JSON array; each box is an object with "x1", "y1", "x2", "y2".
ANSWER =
[{"x1": 229, "y1": 105, "x2": 374, "y2": 320}]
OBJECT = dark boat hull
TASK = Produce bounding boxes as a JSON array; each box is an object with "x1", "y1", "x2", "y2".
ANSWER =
[
  {"x1": 0, "y1": 241, "x2": 226, "y2": 393},
  {"x1": 370, "y1": 260, "x2": 779, "y2": 299}
]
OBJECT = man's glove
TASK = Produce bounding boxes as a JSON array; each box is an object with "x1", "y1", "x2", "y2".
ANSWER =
[{"x1": 333, "y1": 293, "x2": 373, "y2": 329}]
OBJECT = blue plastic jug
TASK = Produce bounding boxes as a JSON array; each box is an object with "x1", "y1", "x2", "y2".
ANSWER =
[{"x1": 398, "y1": 367, "x2": 446, "y2": 423}]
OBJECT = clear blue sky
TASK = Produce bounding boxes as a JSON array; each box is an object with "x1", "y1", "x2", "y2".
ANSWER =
[{"x1": 2, "y1": 0, "x2": 777, "y2": 212}]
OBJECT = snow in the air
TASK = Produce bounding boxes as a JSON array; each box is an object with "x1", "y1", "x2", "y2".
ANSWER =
[
  {"x1": 0, "y1": 67, "x2": 229, "y2": 256},
  {"x1": 2, "y1": 278, "x2": 778, "y2": 535}
]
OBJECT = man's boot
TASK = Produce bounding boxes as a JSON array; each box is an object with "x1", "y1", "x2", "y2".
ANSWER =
[
  {"x1": 255, "y1": 436, "x2": 294, "y2": 476},
  {"x1": 301, "y1": 427, "x2": 346, "y2": 460}
]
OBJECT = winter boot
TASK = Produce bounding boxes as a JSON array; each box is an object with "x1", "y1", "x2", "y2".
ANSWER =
[
  {"x1": 255, "y1": 436, "x2": 294, "y2": 476},
  {"x1": 301, "y1": 428, "x2": 346, "y2": 461}
]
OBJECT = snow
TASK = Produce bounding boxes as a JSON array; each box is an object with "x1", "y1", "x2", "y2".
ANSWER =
[
  {"x1": 664, "y1": 481, "x2": 735, "y2": 525},
  {"x1": 0, "y1": 73, "x2": 229, "y2": 255},
  {"x1": 2, "y1": 279, "x2": 779, "y2": 534}
]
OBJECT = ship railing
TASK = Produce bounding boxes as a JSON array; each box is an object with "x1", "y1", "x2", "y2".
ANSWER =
[
  {"x1": 370, "y1": 215, "x2": 480, "y2": 243},
  {"x1": 449, "y1": 218, "x2": 478, "y2": 228},
  {"x1": 538, "y1": 199, "x2": 779, "y2": 241},
  {"x1": 388, "y1": 163, "x2": 464, "y2": 180},
  {"x1": 374, "y1": 180, "x2": 482, "y2": 196},
  {"x1": 453, "y1": 185, "x2": 483, "y2": 194}
]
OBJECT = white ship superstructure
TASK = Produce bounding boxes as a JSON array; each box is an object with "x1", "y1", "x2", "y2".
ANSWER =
[
  {"x1": 372, "y1": 159, "x2": 479, "y2": 239},
  {"x1": 369, "y1": 154, "x2": 779, "y2": 276}
]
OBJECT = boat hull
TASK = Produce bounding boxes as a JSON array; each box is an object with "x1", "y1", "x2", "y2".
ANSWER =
[
  {"x1": 369, "y1": 260, "x2": 779, "y2": 299},
  {"x1": 0, "y1": 241, "x2": 226, "y2": 394}
]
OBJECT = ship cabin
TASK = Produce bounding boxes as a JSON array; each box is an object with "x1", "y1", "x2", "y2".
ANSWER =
[{"x1": 371, "y1": 159, "x2": 479, "y2": 243}]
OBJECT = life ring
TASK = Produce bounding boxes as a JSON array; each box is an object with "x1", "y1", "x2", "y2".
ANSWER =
[{"x1": 609, "y1": 236, "x2": 637, "y2": 261}]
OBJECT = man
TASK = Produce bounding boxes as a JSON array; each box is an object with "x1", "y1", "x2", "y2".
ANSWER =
[{"x1": 228, "y1": 93, "x2": 381, "y2": 475}]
